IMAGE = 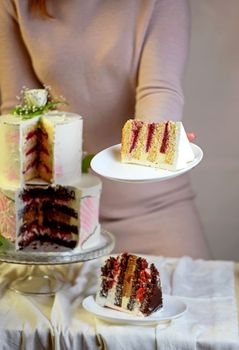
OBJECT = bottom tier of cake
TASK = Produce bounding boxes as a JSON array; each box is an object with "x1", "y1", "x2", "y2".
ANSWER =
[{"x1": 0, "y1": 174, "x2": 102, "y2": 252}]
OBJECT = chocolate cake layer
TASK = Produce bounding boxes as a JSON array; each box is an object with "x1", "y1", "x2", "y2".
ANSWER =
[
  {"x1": 43, "y1": 217, "x2": 79, "y2": 235},
  {"x1": 139, "y1": 263, "x2": 163, "y2": 315},
  {"x1": 18, "y1": 203, "x2": 38, "y2": 221},
  {"x1": 42, "y1": 201, "x2": 78, "y2": 219},
  {"x1": 114, "y1": 252, "x2": 130, "y2": 306},
  {"x1": 20, "y1": 186, "x2": 76, "y2": 202},
  {"x1": 18, "y1": 221, "x2": 38, "y2": 237},
  {"x1": 100, "y1": 256, "x2": 118, "y2": 297},
  {"x1": 18, "y1": 232, "x2": 77, "y2": 249}
]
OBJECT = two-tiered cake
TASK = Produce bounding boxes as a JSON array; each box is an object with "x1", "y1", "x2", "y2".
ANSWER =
[{"x1": 0, "y1": 88, "x2": 101, "y2": 251}]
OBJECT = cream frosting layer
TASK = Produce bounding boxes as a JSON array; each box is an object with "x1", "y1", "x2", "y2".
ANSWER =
[{"x1": 42, "y1": 111, "x2": 83, "y2": 185}]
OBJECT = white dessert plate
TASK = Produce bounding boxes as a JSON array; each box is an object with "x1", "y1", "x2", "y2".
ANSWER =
[
  {"x1": 82, "y1": 294, "x2": 187, "y2": 325},
  {"x1": 91, "y1": 143, "x2": 203, "y2": 183}
]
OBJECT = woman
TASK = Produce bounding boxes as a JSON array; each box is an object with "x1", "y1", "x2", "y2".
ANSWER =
[{"x1": 0, "y1": 0, "x2": 210, "y2": 258}]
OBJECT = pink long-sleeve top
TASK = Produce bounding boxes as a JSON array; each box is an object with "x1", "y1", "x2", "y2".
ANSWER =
[
  {"x1": 0, "y1": 0, "x2": 197, "y2": 254},
  {"x1": 0, "y1": 0, "x2": 189, "y2": 148}
]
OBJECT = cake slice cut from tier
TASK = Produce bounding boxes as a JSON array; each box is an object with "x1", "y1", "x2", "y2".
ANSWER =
[
  {"x1": 0, "y1": 112, "x2": 83, "y2": 188},
  {"x1": 96, "y1": 253, "x2": 163, "y2": 317},
  {"x1": 121, "y1": 119, "x2": 195, "y2": 171}
]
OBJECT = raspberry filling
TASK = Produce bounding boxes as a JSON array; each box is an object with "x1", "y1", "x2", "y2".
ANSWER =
[
  {"x1": 146, "y1": 123, "x2": 156, "y2": 152},
  {"x1": 160, "y1": 121, "x2": 170, "y2": 153},
  {"x1": 129, "y1": 121, "x2": 143, "y2": 153}
]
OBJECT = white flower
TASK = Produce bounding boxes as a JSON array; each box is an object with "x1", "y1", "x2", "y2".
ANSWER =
[{"x1": 24, "y1": 89, "x2": 48, "y2": 108}]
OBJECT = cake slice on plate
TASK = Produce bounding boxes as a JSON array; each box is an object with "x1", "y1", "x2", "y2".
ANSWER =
[
  {"x1": 121, "y1": 119, "x2": 195, "y2": 171},
  {"x1": 96, "y1": 252, "x2": 163, "y2": 317}
]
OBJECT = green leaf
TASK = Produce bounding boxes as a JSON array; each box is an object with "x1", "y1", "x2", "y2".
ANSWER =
[
  {"x1": 0, "y1": 235, "x2": 4, "y2": 247},
  {"x1": 12, "y1": 100, "x2": 68, "y2": 120},
  {"x1": 82, "y1": 154, "x2": 95, "y2": 173},
  {"x1": 0, "y1": 234, "x2": 12, "y2": 249}
]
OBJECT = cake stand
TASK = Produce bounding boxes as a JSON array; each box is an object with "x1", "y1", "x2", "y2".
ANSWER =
[{"x1": 0, "y1": 229, "x2": 115, "y2": 296}]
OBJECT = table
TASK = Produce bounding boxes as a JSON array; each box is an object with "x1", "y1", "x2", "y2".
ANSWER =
[{"x1": 0, "y1": 256, "x2": 238, "y2": 350}]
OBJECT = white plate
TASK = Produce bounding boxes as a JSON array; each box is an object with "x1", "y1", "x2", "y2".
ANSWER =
[
  {"x1": 82, "y1": 294, "x2": 187, "y2": 325},
  {"x1": 91, "y1": 143, "x2": 203, "y2": 183}
]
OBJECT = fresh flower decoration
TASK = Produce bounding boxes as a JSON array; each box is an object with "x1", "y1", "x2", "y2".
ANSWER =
[{"x1": 12, "y1": 86, "x2": 68, "y2": 119}]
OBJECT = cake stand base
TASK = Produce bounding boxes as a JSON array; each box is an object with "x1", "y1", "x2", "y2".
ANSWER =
[
  {"x1": 10, "y1": 273, "x2": 65, "y2": 296},
  {"x1": 0, "y1": 230, "x2": 115, "y2": 296}
]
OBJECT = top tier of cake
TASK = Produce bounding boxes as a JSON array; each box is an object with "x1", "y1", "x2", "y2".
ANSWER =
[{"x1": 0, "y1": 111, "x2": 83, "y2": 189}]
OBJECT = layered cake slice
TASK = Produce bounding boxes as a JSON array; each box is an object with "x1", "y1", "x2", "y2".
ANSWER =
[
  {"x1": 96, "y1": 253, "x2": 163, "y2": 316},
  {"x1": 16, "y1": 185, "x2": 81, "y2": 250},
  {"x1": 121, "y1": 119, "x2": 195, "y2": 171}
]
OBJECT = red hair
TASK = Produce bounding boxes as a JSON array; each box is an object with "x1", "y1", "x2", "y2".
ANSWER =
[{"x1": 28, "y1": 0, "x2": 53, "y2": 19}]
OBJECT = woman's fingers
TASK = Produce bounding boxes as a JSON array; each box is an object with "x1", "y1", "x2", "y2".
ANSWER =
[{"x1": 187, "y1": 132, "x2": 196, "y2": 142}]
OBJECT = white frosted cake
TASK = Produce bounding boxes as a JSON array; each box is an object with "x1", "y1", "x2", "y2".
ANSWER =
[
  {"x1": 121, "y1": 119, "x2": 195, "y2": 171},
  {"x1": 0, "y1": 88, "x2": 102, "y2": 252}
]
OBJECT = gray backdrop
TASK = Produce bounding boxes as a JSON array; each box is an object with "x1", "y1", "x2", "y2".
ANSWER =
[{"x1": 184, "y1": 0, "x2": 239, "y2": 261}]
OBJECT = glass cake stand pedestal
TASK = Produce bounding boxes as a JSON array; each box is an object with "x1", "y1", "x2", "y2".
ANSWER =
[{"x1": 0, "y1": 229, "x2": 115, "y2": 296}]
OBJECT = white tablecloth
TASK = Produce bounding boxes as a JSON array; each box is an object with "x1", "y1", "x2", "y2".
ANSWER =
[{"x1": 0, "y1": 256, "x2": 238, "y2": 350}]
